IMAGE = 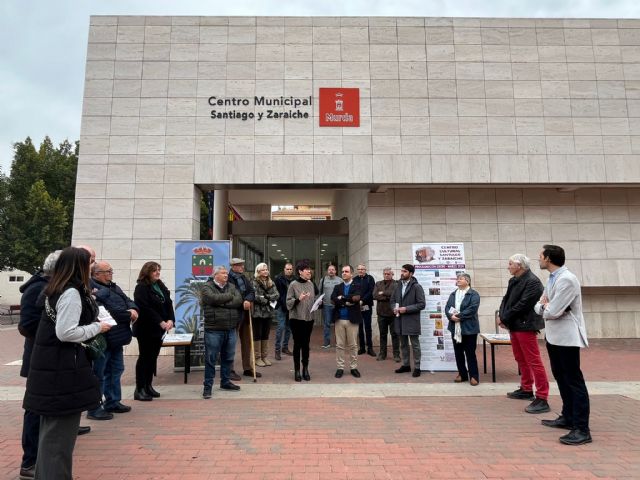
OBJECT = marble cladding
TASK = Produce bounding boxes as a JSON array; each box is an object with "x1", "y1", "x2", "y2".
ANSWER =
[
  {"x1": 360, "y1": 187, "x2": 640, "y2": 338},
  {"x1": 81, "y1": 16, "x2": 640, "y2": 186},
  {"x1": 76, "y1": 17, "x2": 640, "y2": 336}
]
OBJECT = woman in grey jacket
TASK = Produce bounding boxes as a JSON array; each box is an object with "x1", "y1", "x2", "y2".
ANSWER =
[
  {"x1": 286, "y1": 261, "x2": 316, "y2": 382},
  {"x1": 251, "y1": 263, "x2": 279, "y2": 367}
]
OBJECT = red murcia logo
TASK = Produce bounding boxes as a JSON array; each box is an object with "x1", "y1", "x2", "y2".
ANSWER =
[{"x1": 319, "y1": 88, "x2": 360, "y2": 127}]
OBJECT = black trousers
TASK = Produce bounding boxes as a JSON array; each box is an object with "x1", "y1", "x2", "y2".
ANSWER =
[
  {"x1": 378, "y1": 315, "x2": 400, "y2": 357},
  {"x1": 358, "y1": 308, "x2": 373, "y2": 350},
  {"x1": 22, "y1": 409, "x2": 40, "y2": 468},
  {"x1": 452, "y1": 334, "x2": 479, "y2": 381},
  {"x1": 136, "y1": 334, "x2": 163, "y2": 389},
  {"x1": 252, "y1": 316, "x2": 271, "y2": 341},
  {"x1": 546, "y1": 341, "x2": 590, "y2": 432},
  {"x1": 290, "y1": 318, "x2": 314, "y2": 370}
]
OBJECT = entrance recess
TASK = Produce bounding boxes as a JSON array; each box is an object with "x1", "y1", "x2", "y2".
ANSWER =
[{"x1": 230, "y1": 220, "x2": 348, "y2": 282}]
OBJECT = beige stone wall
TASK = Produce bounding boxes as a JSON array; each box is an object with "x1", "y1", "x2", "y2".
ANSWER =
[
  {"x1": 363, "y1": 187, "x2": 640, "y2": 338},
  {"x1": 75, "y1": 16, "x2": 640, "y2": 336}
]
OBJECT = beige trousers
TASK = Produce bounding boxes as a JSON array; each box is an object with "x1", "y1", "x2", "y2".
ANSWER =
[{"x1": 335, "y1": 319, "x2": 359, "y2": 370}]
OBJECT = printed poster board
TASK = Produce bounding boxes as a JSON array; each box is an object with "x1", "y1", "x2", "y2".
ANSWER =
[
  {"x1": 174, "y1": 241, "x2": 231, "y2": 368},
  {"x1": 412, "y1": 243, "x2": 465, "y2": 371}
]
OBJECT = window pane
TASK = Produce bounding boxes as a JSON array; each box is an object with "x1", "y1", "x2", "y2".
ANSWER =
[
  {"x1": 235, "y1": 236, "x2": 264, "y2": 274},
  {"x1": 319, "y1": 236, "x2": 348, "y2": 274},
  {"x1": 267, "y1": 237, "x2": 293, "y2": 277}
]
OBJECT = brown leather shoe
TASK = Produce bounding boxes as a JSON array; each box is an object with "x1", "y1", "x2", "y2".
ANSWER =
[
  {"x1": 470, "y1": 378, "x2": 479, "y2": 386},
  {"x1": 454, "y1": 375, "x2": 463, "y2": 383}
]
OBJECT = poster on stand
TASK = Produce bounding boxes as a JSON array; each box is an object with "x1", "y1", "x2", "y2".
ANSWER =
[
  {"x1": 174, "y1": 241, "x2": 231, "y2": 368},
  {"x1": 412, "y1": 243, "x2": 466, "y2": 371}
]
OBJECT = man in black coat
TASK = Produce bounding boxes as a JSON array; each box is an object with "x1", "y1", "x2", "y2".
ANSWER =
[
  {"x1": 331, "y1": 265, "x2": 363, "y2": 378},
  {"x1": 499, "y1": 254, "x2": 550, "y2": 415},
  {"x1": 88, "y1": 261, "x2": 138, "y2": 420},
  {"x1": 390, "y1": 264, "x2": 426, "y2": 378},
  {"x1": 353, "y1": 264, "x2": 376, "y2": 357}
]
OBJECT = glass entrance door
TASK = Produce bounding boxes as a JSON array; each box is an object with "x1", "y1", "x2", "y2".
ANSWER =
[{"x1": 236, "y1": 235, "x2": 347, "y2": 283}]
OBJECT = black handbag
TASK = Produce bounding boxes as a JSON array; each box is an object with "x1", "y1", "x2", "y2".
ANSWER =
[{"x1": 45, "y1": 296, "x2": 107, "y2": 360}]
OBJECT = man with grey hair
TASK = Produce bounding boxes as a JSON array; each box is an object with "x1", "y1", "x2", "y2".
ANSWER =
[
  {"x1": 373, "y1": 267, "x2": 400, "y2": 362},
  {"x1": 499, "y1": 254, "x2": 550, "y2": 414},
  {"x1": 201, "y1": 265, "x2": 243, "y2": 398},
  {"x1": 88, "y1": 260, "x2": 138, "y2": 420}
]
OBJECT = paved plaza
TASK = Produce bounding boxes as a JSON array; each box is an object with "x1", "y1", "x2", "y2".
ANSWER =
[{"x1": 1, "y1": 326, "x2": 639, "y2": 479}]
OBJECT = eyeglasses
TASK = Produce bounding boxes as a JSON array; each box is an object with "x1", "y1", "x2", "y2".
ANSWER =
[{"x1": 96, "y1": 269, "x2": 113, "y2": 274}]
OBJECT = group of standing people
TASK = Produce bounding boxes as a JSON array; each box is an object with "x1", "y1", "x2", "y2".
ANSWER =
[
  {"x1": 16, "y1": 241, "x2": 591, "y2": 480},
  {"x1": 198, "y1": 244, "x2": 592, "y2": 448},
  {"x1": 18, "y1": 245, "x2": 175, "y2": 479}
]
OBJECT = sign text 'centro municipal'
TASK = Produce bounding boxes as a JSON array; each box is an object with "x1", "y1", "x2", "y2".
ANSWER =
[
  {"x1": 208, "y1": 96, "x2": 312, "y2": 121},
  {"x1": 207, "y1": 88, "x2": 360, "y2": 127}
]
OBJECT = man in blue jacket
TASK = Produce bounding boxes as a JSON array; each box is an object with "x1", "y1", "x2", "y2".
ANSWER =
[
  {"x1": 331, "y1": 265, "x2": 362, "y2": 378},
  {"x1": 88, "y1": 261, "x2": 138, "y2": 420}
]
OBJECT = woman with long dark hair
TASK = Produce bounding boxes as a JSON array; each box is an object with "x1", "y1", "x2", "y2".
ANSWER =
[
  {"x1": 286, "y1": 261, "x2": 316, "y2": 382},
  {"x1": 23, "y1": 246, "x2": 111, "y2": 480},
  {"x1": 133, "y1": 261, "x2": 175, "y2": 401}
]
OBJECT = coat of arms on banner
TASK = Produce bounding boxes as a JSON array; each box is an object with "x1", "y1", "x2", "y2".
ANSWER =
[{"x1": 192, "y1": 245, "x2": 213, "y2": 277}]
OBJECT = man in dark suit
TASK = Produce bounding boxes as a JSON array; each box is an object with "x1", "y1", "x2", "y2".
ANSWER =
[
  {"x1": 354, "y1": 264, "x2": 376, "y2": 356},
  {"x1": 331, "y1": 265, "x2": 363, "y2": 378}
]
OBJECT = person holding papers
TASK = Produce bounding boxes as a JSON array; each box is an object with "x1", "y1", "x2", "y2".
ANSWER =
[
  {"x1": 250, "y1": 263, "x2": 279, "y2": 368},
  {"x1": 88, "y1": 261, "x2": 138, "y2": 419},
  {"x1": 286, "y1": 261, "x2": 317, "y2": 382},
  {"x1": 445, "y1": 273, "x2": 481, "y2": 386},
  {"x1": 133, "y1": 262, "x2": 175, "y2": 402}
]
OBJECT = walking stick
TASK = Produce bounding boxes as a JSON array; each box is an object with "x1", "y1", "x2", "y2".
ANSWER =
[{"x1": 247, "y1": 310, "x2": 257, "y2": 383}]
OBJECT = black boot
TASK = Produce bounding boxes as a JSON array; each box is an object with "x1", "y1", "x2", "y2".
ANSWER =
[
  {"x1": 294, "y1": 370, "x2": 302, "y2": 382},
  {"x1": 302, "y1": 366, "x2": 311, "y2": 381},
  {"x1": 134, "y1": 388, "x2": 152, "y2": 401},
  {"x1": 146, "y1": 385, "x2": 160, "y2": 398}
]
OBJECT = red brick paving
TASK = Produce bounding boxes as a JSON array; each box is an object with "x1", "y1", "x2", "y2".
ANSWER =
[
  {"x1": 2, "y1": 326, "x2": 640, "y2": 479},
  {"x1": 1, "y1": 396, "x2": 639, "y2": 479}
]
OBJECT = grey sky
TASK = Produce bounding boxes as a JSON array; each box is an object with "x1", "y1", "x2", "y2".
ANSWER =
[{"x1": 1, "y1": 0, "x2": 639, "y2": 173}]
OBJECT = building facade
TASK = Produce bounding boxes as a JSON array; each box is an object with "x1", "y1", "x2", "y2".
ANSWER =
[{"x1": 74, "y1": 15, "x2": 640, "y2": 337}]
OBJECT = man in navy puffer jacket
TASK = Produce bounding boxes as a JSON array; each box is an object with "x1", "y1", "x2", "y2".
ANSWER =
[{"x1": 87, "y1": 261, "x2": 138, "y2": 420}]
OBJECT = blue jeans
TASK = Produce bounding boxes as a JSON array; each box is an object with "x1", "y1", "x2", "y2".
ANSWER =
[
  {"x1": 204, "y1": 329, "x2": 237, "y2": 388},
  {"x1": 274, "y1": 308, "x2": 291, "y2": 352},
  {"x1": 322, "y1": 305, "x2": 334, "y2": 346},
  {"x1": 91, "y1": 346, "x2": 124, "y2": 411}
]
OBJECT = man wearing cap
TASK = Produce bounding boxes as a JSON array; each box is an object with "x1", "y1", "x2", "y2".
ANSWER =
[{"x1": 228, "y1": 258, "x2": 261, "y2": 379}]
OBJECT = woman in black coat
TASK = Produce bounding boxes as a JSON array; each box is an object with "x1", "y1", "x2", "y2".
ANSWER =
[
  {"x1": 23, "y1": 247, "x2": 111, "y2": 480},
  {"x1": 133, "y1": 262, "x2": 175, "y2": 401}
]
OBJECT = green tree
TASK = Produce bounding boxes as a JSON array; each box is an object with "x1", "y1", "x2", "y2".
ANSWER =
[
  {"x1": 6, "y1": 181, "x2": 68, "y2": 272},
  {"x1": 1, "y1": 137, "x2": 77, "y2": 272},
  {"x1": 0, "y1": 171, "x2": 10, "y2": 268}
]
